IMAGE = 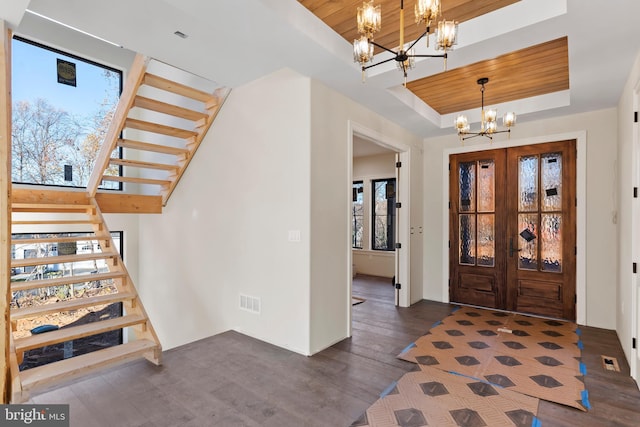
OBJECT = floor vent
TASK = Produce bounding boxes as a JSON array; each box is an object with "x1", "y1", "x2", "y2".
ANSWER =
[
  {"x1": 601, "y1": 355, "x2": 620, "y2": 372},
  {"x1": 239, "y1": 294, "x2": 261, "y2": 314}
]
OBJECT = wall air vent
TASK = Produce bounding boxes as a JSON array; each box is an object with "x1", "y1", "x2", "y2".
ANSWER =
[{"x1": 239, "y1": 294, "x2": 261, "y2": 314}]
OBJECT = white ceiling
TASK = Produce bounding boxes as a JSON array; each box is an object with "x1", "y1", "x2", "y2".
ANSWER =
[{"x1": 3, "y1": 0, "x2": 640, "y2": 139}]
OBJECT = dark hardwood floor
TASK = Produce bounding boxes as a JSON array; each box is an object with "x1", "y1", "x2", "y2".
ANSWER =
[{"x1": 30, "y1": 275, "x2": 640, "y2": 426}]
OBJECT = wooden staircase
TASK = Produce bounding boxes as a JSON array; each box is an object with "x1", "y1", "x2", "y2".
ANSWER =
[
  {"x1": 87, "y1": 53, "x2": 230, "y2": 205},
  {"x1": 4, "y1": 50, "x2": 229, "y2": 402},
  {"x1": 9, "y1": 199, "x2": 161, "y2": 402}
]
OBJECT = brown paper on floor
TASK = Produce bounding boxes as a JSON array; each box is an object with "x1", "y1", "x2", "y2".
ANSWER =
[
  {"x1": 398, "y1": 306, "x2": 588, "y2": 411},
  {"x1": 351, "y1": 365, "x2": 540, "y2": 427}
]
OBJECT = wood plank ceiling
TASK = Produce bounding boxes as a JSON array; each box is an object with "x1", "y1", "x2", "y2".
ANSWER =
[{"x1": 298, "y1": 0, "x2": 569, "y2": 115}]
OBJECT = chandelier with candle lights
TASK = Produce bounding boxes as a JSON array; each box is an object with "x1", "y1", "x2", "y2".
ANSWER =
[
  {"x1": 353, "y1": 0, "x2": 458, "y2": 86},
  {"x1": 455, "y1": 78, "x2": 516, "y2": 141}
]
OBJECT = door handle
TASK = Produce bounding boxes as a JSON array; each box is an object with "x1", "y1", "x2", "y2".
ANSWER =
[{"x1": 509, "y1": 237, "x2": 522, "y2": 257}]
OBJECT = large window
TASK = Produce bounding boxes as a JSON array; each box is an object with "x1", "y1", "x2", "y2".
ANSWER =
[
  {"x1": 11, "y1": 36, "x2": 122, "y2": 189},
  {"x1": 372, "y1": 178, "x2": 396, "y2": 251},
  {"x1": 11, "y1": 231, "x2": 124, "y2": 370},
  {"x1": 352, "y1": 181, "x2": 364, "y2": 249}
]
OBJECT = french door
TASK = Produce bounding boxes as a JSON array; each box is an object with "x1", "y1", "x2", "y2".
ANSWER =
[{"x1": 449, "y1": 140, "x2": 576, "y2": 320}]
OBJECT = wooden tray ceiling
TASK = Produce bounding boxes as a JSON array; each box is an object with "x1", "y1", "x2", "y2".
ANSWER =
[
  {"x1": 299, "y1": 0, "x2": 520, "y2": 53},
  {"x1": 299, "y1": 1, "x2": 570, "y2": 117},
  {"x1": 406, "y1": 37, "x2": 569, "y2": 115}
]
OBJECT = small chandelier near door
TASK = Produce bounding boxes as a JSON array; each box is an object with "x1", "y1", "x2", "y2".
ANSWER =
[
  {"x1": 353, "y1": 0, "x2": 458, "y2": 86},
  {"x1": 455, "y1": 77, "x2": 516, "y2": 142}
]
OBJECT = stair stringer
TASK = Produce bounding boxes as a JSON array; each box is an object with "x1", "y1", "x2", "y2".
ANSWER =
[{"x1": 87, "y1": 197, "x2": 162, "y2": 366}]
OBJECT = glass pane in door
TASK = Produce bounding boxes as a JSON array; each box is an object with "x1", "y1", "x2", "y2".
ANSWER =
[
  {"x1": 478, "y1": 160, "x2": 495, "y2": 212},
  {"x1": 477, "y1": 214, "x2": 495, "y2": 267},
  {"x1": 541, "y1": 153, "x2": 562, "y2": 211},
  {"x1": 519, "y1": 155, "x2": 538, "y2": 212},
  {"x1": 459, "y1": 162, "x2": 475, "y2": 212},
  {"x1": 459, "y1": 214, "x2": 476, "y2": 265},
  {"x1": 541, "y1": 214, "x2": 562, "y2": 272},
  {"x1": 518, "y1": 213, "x2": 538, "y2": 270}
]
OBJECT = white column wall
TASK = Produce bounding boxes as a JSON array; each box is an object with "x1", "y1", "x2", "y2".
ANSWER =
[
  {"x1": 138, "y1": 69, "x2": 311, "y2": 353},
  {"x1": 309, "y1": 79, "x2": 423, "y2": 354}
]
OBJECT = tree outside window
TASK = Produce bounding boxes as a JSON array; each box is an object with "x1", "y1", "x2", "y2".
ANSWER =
[
  {"x1": 372, "y1": 178, "x2": 396, "y2": 251},
  {"x1": 11, "y1": 36, "x2": 122, "y2": 188}
]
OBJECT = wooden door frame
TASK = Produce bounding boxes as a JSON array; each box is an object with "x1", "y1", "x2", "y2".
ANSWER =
[{"x1": 441, "y1": 131, "x2": 587, "y2": 325}]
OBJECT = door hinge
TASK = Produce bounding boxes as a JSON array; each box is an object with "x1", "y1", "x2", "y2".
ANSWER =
[
  {"x1": 395, "y1": 283, "x2": 402, "y2": 289},
  {"x1": 634, "y1": 262, "x2": 637, "y2": 274},
  {"x1": 396, "y1": 161, "x2": 402, "y2": 168},
  {"x1": 396, "y1": 202, "x2": 402, "y2": 208},
  {"x1": 575, "y1": 246, "x2": 577, "y2": 256},
  {"x1": 448, "y1": 201, "x2": 451, "y2": 209},
  {"x1": 574, "y1": 294, "x2": 577, "y2": 304},
  {"x1": 448, "y1": 240, "x2": 451, "y2": 249},
  {"x1": 633, "y1": 338, "x2": 637, "y2": 349},
  {"x1": 635, "y1": 111, "x2": 638, "y2": 123},
  {"x1": 395, "y1": 242, "x2": 402, "y2": 249},
  {"x1": 635, "y1": 187, "x2": 638, "y2": 198}
]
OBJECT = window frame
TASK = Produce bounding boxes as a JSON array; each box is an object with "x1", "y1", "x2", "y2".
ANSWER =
[
  {"x1": 352, "y1": 180, "x2": 364, "y2": 249},
  {"x1": 11, "y1": 35, "x2": 124, "y2": 190},
  {"x1": 371, "y1": 177, "x2": 396, "y2": 252}
]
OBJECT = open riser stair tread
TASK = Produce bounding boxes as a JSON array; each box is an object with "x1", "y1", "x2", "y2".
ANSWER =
[
  {"x1": 142, "y1": 72, "x2": 214, "y2": 103},
  {"x1": 124, "y1": 117, "x2": 198, "y2": 139},
  {"x1": 109, "y1": 158, "x2": 179, "y2": 171},
  {"x1": 11, "y1": 271, "x2": 127, "y2": 292},
  {"x1": 117, "y1": 138, "x2": 189, "y2": 155},
  {"x1": 11, "y1": 250, "x2": 118, "y2": 268},
  {"x1": 133, "y1": 95, "x2": 208, "y2": 121},
  {"x1": 14, "y1": 314, "x2": 147, "y2": 353},
  {"x1": 12, "y1": 219, "x2": 101, "y2": 226},
  {"x1": 11, "y1": 291, "x2": 136, "y2": 320},
  {"x1": 12, "y1": 203, "x2": 95, "y2": 213},
  {"x1": 11, "y1": 235, "x2": 103, "y2": 245},
  {"x1": 101, "y1": 175, "x2": 171, "y2": 186},
  {"x1": 19, "y1": 339, "x2": 159, "y2": 392}
]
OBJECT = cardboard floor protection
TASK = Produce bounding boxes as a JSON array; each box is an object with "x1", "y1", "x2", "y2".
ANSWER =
[
  {"x1": 351, "y1": 365, "x2": 540, "y2": 427},
  {"x1": 398, "y1": 306, "x2": 589, "y2": 412}
]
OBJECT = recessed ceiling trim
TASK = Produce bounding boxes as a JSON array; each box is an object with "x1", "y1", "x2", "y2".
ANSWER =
[
  {"x1": 440, "y1": 90, "x2": 570, "y2": 129},
  {"x1": 387, "y1": 85, "x2": 441, "y2": 127}
]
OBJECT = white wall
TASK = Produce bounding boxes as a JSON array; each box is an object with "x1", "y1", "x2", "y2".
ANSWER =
[
  {"x1": 617, "y1": 52, "x2": 640, "y2": 376},
  {"x1": 352, "y1": 152, "x2": 396, "y2": 278},
  {"x1": 308, "y1": 79, "x2": 423, "y2": 353},
  {"x1": 138, "y1": 68, "x2": 312, "y2": 353},
  {"x1": 423, "y1": 108, "x2": 618, "y2": 329}
]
